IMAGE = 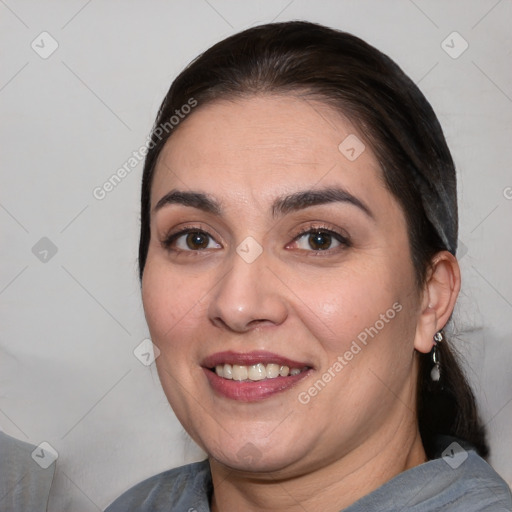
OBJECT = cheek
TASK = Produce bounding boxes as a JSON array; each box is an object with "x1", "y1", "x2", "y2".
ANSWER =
[
  {"x1": 292, "y1": 268, "x2": 417, "y2": 420},
  {"x1": 142, "y1": 256, "x2": 211, "y2": 430},
  {"x1": 141, "y1": 256, "x2": 205, "y2": 349},
  {"x1": 290, "y1": 266, "x2": 399, "y2": 346},
  {"x1": 289, "y1": 257, "x2": 418, "y2": 392}
]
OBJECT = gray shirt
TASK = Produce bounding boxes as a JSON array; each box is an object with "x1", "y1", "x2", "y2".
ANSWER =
[
  {"x1": 0, "y1": 431, "x2": 56, "y2": 512},
  {"x1": 105, "y1": 443, "x2": 512, "y2": 511}
]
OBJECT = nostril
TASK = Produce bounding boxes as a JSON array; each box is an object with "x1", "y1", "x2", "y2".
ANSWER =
[{"x1": 210, "y1": 315, "x2": 269, "y2": 333}]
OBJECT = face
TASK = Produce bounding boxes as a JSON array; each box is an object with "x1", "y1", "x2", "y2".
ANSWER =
[{"x1": 142, "y1": 95, "x2": 423, "y2": 476}]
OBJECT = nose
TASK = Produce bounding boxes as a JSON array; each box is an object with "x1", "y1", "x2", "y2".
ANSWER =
[{"x1": 208, "y1": 252, "x2": 288, "y2": 333}]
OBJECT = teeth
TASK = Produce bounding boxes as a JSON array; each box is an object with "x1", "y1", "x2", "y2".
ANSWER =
[
  {"x1": 232, "y1": 364, "x2": 248, "y2": 381},
  {"x1": 248, "y1": 363, "x2": 266, "y2": 381},
  {"x1": 223, "y1": 363, "x2": 232, "y2": 380},
  {"x1": 213, "y1": 363, "x2": 306, "y2": 381},
  {"x1": 266, "y1": 363, "x2": 280, "y2": 378}
]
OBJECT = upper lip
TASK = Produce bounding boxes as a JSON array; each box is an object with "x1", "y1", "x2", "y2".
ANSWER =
[{"x1": 202, "y1": 350, "x2": 312, "y2": 369}]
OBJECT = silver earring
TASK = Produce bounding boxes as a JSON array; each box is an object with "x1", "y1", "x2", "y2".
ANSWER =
[{"x1": 430, "y1": 331, "x2": 444, "y2": 382}]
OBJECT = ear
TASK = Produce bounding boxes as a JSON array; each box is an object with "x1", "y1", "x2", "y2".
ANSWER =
[{"x1": 414, "y1": 251, "x2": 461, "y2": 354}]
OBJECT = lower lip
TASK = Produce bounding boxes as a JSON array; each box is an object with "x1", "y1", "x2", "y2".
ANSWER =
[{"x1": 203, "y1": 368, "x2": 311, "y2": 402}]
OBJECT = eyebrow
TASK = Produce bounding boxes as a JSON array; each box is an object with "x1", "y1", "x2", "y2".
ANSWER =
[
  {"x1": 153, "y1": 186, "x2": 373, "y2": 219},
  {"x1": 154, "y1": 190, "x2": 221, "y2": 215},
  {"x1": 272, "y1": 187, "x2": 373, "y2": 219}
]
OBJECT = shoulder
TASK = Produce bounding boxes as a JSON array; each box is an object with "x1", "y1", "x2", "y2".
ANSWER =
[
  {"x1": 430, "y1": 437, "x2": 511, "y2": 511},
  {"x1": 410, "y1": 450, "x2": 512, "y2": 512},
  {"x1": 104, "y1": 459, "x2": 212, "y2": 512},
  {"x1": 345, "y1": 445, "x2": 511, "y2": 512},
  {"x1": 403, "y1": 436, "x2": 512, "y2": 511},
  {"x1": 450, "y1": 451, "x2": 512, "y2": 511},
  {"x1": 0, "y1": 431, "x2": 56, "y2": 511}
]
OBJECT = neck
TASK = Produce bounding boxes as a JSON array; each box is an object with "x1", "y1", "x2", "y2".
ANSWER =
[{"x1": 209, "y1": 420, "x2": 426, "y2": 512}]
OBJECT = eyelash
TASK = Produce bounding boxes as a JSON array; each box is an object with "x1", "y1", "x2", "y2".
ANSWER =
[
  {"x1": 161, "y1": 224, "x2": 351, "y2": 254},
  {"x1": 161, "y1": 226, "x2": 217, "y2": 251},
  {"x1": 290, "y1": 224, "x2": 351, "y2": 253}
]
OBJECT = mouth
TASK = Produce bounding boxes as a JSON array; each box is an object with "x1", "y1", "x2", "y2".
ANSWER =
[
  {"x1": 202, "y1": 351, "x2": 313, "y2": 401},
  {"x1": 212, "y1": 363, "x2": 308, "y2": 381}
]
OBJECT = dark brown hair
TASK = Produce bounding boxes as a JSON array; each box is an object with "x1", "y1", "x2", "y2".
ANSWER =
[{"x1": 138, "y1": 21, "x2": 488, "y2": 458}]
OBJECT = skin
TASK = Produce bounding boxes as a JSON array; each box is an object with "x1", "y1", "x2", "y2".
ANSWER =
[{"x1": 141, "y1": 95, "x2": 461, "y2": 512}]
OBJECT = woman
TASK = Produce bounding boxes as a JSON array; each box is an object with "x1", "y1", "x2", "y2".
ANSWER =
[{"x1": 105, "y1": 21, "x2": 511, "y2": 511}]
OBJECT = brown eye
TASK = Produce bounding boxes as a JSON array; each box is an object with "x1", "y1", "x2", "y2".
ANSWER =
[
  {"x1": 308, "y1": 231, "x2": 333, "y2": 250},
  {"x1": 290, "y1": 228, "x2": 349, "y2": 252},
  {"x1": 186, "y1": 231, "x2": 210, "y2": 250},
  {"x1": 163, "y1": 229, "x2": 221, "y2": 252}
]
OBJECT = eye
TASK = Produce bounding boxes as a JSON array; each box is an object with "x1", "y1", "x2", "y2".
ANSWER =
[
  {"x1": 290, "y1": 228, "x2": 349, "y2": 252},
  {"x1": 164, "y1": 229, "x2": 221, "y2": 251}
]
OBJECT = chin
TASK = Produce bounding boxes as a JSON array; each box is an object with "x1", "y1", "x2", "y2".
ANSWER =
[
  {"x1": 211, "y1": 444, "x2": 301, "y2": 474},
  {"x1": 198, "y1": 428, "x2": 309, "y2": 475}
]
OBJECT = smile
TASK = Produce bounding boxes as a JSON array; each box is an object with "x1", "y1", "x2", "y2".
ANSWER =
[
  {"x1": 202, "y1": 351, "x2": 313, "y2": 401},
  {"x1": 213, "y1": 363, "x2": 307, "y2": 381}
]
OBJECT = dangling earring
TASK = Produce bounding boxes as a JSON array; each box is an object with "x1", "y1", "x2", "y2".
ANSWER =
[{"x1": 430, "y1": 331, "x2": 444, "y2": 382}]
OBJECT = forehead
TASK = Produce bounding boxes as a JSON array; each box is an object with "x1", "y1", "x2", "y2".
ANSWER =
[{"x1": 151, "y1": 95, "x2": 387, "y2": 207}]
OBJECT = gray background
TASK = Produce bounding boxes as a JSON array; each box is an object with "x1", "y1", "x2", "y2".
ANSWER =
[{"x1": 1, "y1": 0, "x2": 511, "y2": 509}]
